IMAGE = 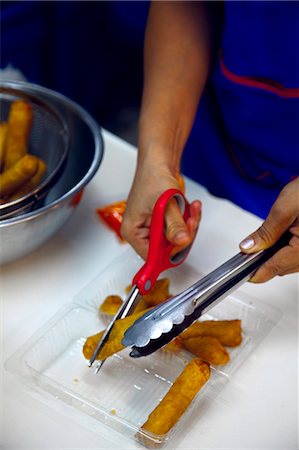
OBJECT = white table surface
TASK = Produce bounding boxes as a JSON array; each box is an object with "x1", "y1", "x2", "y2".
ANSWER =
[{"x1": 1, "y1": 130, "x2": 298, "y2": 450}]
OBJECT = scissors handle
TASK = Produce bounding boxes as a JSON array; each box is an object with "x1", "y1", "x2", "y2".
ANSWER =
[{"x1": 133, "y1": 188, "x2": 195, "y2": 295}]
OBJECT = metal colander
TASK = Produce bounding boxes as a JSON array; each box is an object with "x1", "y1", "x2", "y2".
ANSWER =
[{"x1": 0, "y1": 85, "x2": 69, "y2": 219}]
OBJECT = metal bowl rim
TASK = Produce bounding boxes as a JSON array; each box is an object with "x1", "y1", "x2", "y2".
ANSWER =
[{"x1": 0, "y1": 80, "x2": 104, "y2": 227}]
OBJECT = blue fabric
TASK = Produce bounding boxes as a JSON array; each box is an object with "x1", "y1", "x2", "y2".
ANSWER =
[
  {"x1": 222, "y1": 1, "x2": 299, "y2": 87},
  {"x1": 182, "y1": 1, "x2": 299, "y2": 219},
  {"x1": 1, "y1": 1, "x2": 148, "y2": 117},
  {"x1": 1, "y1": 1, "x2": 47, "y2": 84}
]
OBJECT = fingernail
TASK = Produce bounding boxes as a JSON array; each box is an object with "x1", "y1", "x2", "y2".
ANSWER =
[
  {"x1": 240, "y1": 237, "x2": 255, "y2": 250},
  {"x1": 175, "y1": 231, "x2": 189, "y2": 244}
]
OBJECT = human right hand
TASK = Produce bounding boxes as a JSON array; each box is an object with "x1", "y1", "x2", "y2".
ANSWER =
[{"x1": 121, "y1": 159, "x2": 201, "y2": 261}]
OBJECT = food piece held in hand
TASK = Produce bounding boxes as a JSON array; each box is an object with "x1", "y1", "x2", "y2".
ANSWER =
[
  {"x1": 180, "y1": 319, "x2": 242, "y2": 347},
  {"x1": 139, "y1": 358, "x2": 210, "y2": 438},
  {"x1": 96, "y1": 200, "x2": 126, "y2": 241},
  {"x1": 183, "y1": 336, "x2": 230, "y2": 366},
  {"x1": 3, "y1": 100, "x2": 33, "y2": 170},
  {"x1": 0, "y1": 154, "x2": 39, "y2": 199},
  {"x1": 0, "y1": 122, "x2": 8, "y2": 170},
  {"x1": 99, "y1": 295, "x2": 123, "y2": 315},
  {"x1": 83, "y1": 309, "x2": 148, "y2": 361}
]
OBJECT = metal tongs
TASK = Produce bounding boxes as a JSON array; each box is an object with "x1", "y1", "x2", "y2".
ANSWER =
[
  {"x1": 88, "y1": 188, "x2": 196, "y2": 372},
  {"x1": 123, "y1": 231, "x2": 291, "y2": 357}
]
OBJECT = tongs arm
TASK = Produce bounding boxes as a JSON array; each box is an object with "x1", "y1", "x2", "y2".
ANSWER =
[{"x1": 123, "y1": 231, "x2": 292, "y2": 356}]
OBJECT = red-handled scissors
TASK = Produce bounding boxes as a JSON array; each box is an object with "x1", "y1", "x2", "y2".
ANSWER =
[{"x1": 88, "y1": 188, "x2": 196, "y2": 372}]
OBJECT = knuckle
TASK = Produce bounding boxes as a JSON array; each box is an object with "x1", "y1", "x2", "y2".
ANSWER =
[
  {"x1": 264, "y1": 254, "x2": 288, "y2": 277},
  {"x1": 166, "y1": 222, "x2": 185, "y2": 238},
  {"x1": 257, "y1": 223, "x2": 275, "y2": 244},
  {"x1": 290, "y1": 234, "x2": 299, "y2": 249}
]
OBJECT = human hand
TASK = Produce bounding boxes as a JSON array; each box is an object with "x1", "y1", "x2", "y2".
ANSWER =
[
  {"x1": 121, "y1": 161, "x2": 201, "y2": 260},
  {"x1": 239, "y1": 178, "x2": 299, "y2": 283}
]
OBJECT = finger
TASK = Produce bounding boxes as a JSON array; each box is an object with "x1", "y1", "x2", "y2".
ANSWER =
[
  {"x1": 250, "y1": 234, "x2": 299, "y2": 283},
  {"x1": 189, "y1": 200, "x2": 202, "y2": 224},
  {"x1": 165, "y1": 199, "x2": 191, "y2": 245},
  {"x1": 133, "y1": 230, "x2": 150, "y2": 261},
  {"x1": 121, "y1": 212, "x2": 151, "y2": 260},
  {"x1": 165, "y1": 199, "x2": 201, "y2": 246},
  {"x1": 186, "y1": 200, "x2": 202, "y2": 238},
  {"x1": 240, "y1": 180, "x2": 299, "y2": 253},
  {"x1": 121, "y1": 226, "x2": 149, "y2": 261},
  {"x1": 169, "y1": 200, "x2": 202, "y2": 257}
]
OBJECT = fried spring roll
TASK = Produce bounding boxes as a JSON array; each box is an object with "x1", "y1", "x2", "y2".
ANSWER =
[
  {"x1": 139, "y1": 358, "x2": 210, "y2": 438},
  {"x1": 180, "y1": 319, "x2": 242, "y2": 347},
  {"x1": 133, "y1": 298, "x2": 149, "y2": 314},
  {"x1": 8, "y1": 157, "x2": 47, "y2": 200},
  {"x1": 100, "y1": 278, "x2": 171, "y2": 318},
  {"x1": 0, "y1": 154, "x2": 39, "y2": 199},
  {"x1": 4, "y1": 100, "x2": 33, "y2": 170},
  {"x1": 126, "y1": 278, "x2": 170, "y2": 307},
  {"x1": 163, "y1": 337, "x2": 184, "y2": 353},
  {"x1": 83, "y1": 309, "x2": 148, "y2": 361},
  {"x1": 99, "y1": 295, "x2": 149, "y2": 317},
  {"x1": 99, "y1": 295, "x2": 123, "y2": 315},
  {"x1": 0, "y1": 122, "x2": 8, "y2": 170},
  {"x1": 183, "y1": 336, "x2": 230, "y2": 366}
]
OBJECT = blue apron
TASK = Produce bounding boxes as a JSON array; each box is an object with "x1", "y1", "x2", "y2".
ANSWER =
[{"x1": 182, "y1": 1, "x2": 299, "y2": 218}]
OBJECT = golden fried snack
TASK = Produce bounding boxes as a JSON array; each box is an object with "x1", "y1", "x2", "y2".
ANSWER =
[
  {"x1": 180, "y1": 319, "x2": 242, "y2": 347},
  {"x1": 83, "y1": 309, "x2": 148, "y2": 361},
  {"x1": 98, "y1": 295, "x2": 148, "y2": 317},
  {"x1": 182, "y1": 336, "x2": 230, "y2": 366},
  {"x1": 126, "y1": 278, "x2": 170, "y2": 307},
  {"x1": 8, "y1": 157, "x2": 47, "y2": 200},
  {"x1": 4, "y1": 100, "x2": 33, "y2": 170},
  {"x1": 139, "y1": 358, "x2": 210, "y2": 438},
  {"x1": 163, "y1": 337, "x2": 184, "y2": 353},
  {"x1": 0, "y1": 154, "x2": 39, "y2": 199},
  {"x1": 133, "y1": 298, "x2": 149, "y2": 314},
  {"x1": 99, "y1": 295, "x2": 123, "y2": 315},
  {"x1": 143, "y1": 278, "x2": 170, "y2": 306},
  {"x1": 98, "y1": 278, "x2": 170, "y2": 319},
  {"x1": 0, "y1": 122, "x2": 8, "y2": 170}
]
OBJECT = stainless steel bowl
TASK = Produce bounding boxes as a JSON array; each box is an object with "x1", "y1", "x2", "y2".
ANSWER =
[{"x1": 0, "y1": 81, "x2": 104, "y2": 265}]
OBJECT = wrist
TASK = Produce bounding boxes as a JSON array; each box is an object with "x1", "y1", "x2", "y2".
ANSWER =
[
  {"x1": 138, "y1": 120, "x2": 185, "y2": 174},
  {"x1": 137, "y1": 140, "x2": 182, "y2": 178}
]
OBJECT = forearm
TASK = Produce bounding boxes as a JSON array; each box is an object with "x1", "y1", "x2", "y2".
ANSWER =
[
  {"x1": 138, "y1": 1, "x2": 212, "y2": 174},
  {"x1": 122, "y1": 1, "x2": 208, "y2": 258}
]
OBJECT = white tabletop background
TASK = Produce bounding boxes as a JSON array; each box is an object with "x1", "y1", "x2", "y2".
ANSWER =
[{"x1": 1, "y1": 130, "x2": 298, "y2": 450}]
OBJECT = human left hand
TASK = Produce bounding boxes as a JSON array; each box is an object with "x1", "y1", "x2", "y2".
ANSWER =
[{"x1": 239, "y1": 178, "x2": 299, "y2": 283}]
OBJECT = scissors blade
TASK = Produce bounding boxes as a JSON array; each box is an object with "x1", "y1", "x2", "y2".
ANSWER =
[{"x1": 88, "y1": 285, "x2": 140, "y2": 369}]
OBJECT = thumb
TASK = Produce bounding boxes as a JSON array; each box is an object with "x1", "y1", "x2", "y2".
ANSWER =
[
  {"x1": 164, "y1": 198, "x2": 191, "y2": 246},
  {"x1": 239, "y1": 186, "x2": 298, "y2": 254}
]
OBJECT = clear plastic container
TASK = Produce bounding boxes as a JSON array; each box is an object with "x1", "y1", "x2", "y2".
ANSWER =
[{"x1": 5, "y1": 247, "x2": 282, "y2": 448}]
